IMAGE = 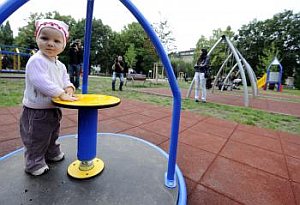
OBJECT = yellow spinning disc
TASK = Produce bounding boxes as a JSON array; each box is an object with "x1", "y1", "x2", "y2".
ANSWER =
[
  {"x1": 52, "y1": 94, "x2": 120, "y2": 109},
  {"x1": 68, "y1": 158, "x2": 105, "y2": 179}
]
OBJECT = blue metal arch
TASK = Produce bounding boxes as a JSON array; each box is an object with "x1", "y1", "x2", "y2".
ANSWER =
[
  {"x1": 0, "y1": 0, "x2": 29, "y2": 24},
  {"x1": 118, "y1": 0, "x2": 182, "y2": 189}
]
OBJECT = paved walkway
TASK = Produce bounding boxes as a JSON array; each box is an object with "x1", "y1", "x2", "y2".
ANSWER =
[{"x1": 1, "y1": 99, "x2": 300, "y2": 204}]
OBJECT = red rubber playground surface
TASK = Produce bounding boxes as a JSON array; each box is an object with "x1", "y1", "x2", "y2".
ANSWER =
[{"x1": 1, "y1": 98, "x2": 300, "y2": 204}]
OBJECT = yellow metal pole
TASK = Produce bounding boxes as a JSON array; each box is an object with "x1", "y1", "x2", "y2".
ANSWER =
[{"x1": 16, "y1": 48, "x2": 21, "y2": 70}]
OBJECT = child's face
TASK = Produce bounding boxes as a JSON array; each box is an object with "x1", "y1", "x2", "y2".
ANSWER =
[{"x1": 36, "y1": 27, "x2": 65, "y2": 58}]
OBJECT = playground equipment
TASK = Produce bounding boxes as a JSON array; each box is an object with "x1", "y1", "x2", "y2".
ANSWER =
[
  {"x1": 257, "y1": 73, "x2": 267, "y2": 89},
  {"x1": 152, "y1": 62, "x2": 166, "y2": 83},
  {"x1": 52, "y1": 94, "x2": 120, "y2": 179},
  {"x1": 264, "y1": 57, "x2": 283, "y2": 92},
  {"x1": 0, "y1": 44, "x2": 34, "y2": 72},
  {"x1": 186, "y1": 35, "x2": 258, "y2": 107},
  {"x1": 0, "y1": 0, "x2": 186, "y2": 204}
]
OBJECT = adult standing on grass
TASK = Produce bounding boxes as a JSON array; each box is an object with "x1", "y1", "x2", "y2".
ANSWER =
[
  {"x1": 20, "y1": 19, "x2": 78, "y2": 176},
  {"x1": 193, "y1": 48, "x2": 210, "y2": 103},
  {"x1": 68, "y1": 39, "x2": 83, "y2": 90},
  {"x1": 112, "y1": 55, "x2": 125, "y2": 91}
]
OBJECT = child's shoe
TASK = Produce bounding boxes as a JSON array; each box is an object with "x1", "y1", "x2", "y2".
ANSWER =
[
  {"x1": 47, "y1": 152, "x2": 65, "y2": 162},
  {"x1": 28, "y1": 165, "x2": 49, "y2": 176}
]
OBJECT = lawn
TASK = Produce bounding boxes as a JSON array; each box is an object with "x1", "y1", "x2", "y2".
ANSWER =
[{"x1": 1, "y1": 75, "x2": 300, "y2": 135}]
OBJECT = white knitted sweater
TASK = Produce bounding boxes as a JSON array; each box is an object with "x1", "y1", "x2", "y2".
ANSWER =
[{"x1": 22, "y1": 51, "x2": 74, "y2": 109}]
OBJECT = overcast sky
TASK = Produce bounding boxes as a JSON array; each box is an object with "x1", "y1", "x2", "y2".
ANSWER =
[{"x1": 3, "y1": 0, "x2": 300, "y2": 51}]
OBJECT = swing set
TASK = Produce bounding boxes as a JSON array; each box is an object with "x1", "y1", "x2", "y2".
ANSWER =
[{"x1": 187, "y1": 35, "x2": 258, "y2": 107}]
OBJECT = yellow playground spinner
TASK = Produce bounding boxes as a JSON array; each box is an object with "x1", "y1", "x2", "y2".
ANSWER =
[
  {"x1": 52, "y1": 94, "x2": 121, "y2": 179},
  {"x1": 52, "y1": 94, "x2": 120, "y2": 108}
]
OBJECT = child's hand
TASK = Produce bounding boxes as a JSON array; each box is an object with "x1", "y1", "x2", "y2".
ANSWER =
[
  {"x1": 59, "y1": 92, "x2": 78, "y2": 101},
  {"x1": 65, "y1": 87, "x2": 75, "y2": 96}
]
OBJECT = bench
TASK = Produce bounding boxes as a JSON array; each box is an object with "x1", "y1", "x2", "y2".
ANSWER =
[{"x1": 125, "y1": 73, "x2": 148, "y2": 86}]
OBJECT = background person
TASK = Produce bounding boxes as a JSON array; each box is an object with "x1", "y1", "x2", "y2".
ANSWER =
[
  {"x1": 1, "y1": 55, "x2": 9, "y2": 69},
  {"x1": 193, "y1": 48, "x2": 210, "y2": 103},
  {"x1": 68, "y1": 39, "x2": 83, "y2": 89},
  {"x1": 112, "y1": 55, "x2": 125, "y2": 91}
]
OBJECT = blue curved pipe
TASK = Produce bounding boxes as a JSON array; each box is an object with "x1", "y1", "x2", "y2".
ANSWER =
[
  {"x1": 0, "y1": 0, "x2": 29, "y2": 25},
  {"x1": 119, "y1": 0, "x2": 182, "y2": 190}
]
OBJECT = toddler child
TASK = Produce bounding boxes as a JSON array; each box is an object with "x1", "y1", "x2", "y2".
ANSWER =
[{"x1": 20, "y1": 19, "x2": 78, "y2": 176}]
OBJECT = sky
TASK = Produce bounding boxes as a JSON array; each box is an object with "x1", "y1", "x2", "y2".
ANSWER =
[{"x1": 3, "y1": 0, "x2": 300, "y2": 51}]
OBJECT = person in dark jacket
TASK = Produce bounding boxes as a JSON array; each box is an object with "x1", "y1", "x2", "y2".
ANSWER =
[
  {"x1": 193, "y1": 48, "x2": 210, "y2": 103},
  {"x1": 111, "y1": 55, "x2": 125, "y2": 91},
  {"x1": 68, "y1": 39, "x2": 83, "y2": 89},
  {"x1": 1, "y1": 55, "x2": 9, "y2": 69}
]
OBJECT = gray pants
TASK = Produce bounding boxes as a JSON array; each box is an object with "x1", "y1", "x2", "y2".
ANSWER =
[
  {"x1": 194, "y1": 72, "x2": 207, "y2": 101},
  {"x1": 20, "y1": 107, "x2": 62, "y2": 172},
  {"x1": 112, "y1": 72, "x2": 124, "y2": 91}
]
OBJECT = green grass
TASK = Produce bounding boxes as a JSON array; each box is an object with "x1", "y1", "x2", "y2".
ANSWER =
[
  {"x1": 1, "y1": 75, "x2": 300, "y2": 135},
  {"x1": 181, "y1": 97, "x2": 300, "y2": 134},
  {"x1": 0, "y1": 78, "x2": 24, "y2": 106},
  {"x1": 280, "y1": 88, "x2": 300, "y2": 96}
]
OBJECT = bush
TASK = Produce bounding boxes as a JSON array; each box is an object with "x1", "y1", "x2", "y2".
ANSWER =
[{"x1": 295, "y1": 67, "x2": 300, "y2": 89}]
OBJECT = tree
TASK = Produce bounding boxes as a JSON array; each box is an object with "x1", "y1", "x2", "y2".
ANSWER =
[
  {"x1": 295, "y1": 67, "x2": 300, "y2": 89},
  {"x1": 120, "y1": 22, "x2": 157, "y2": 74},
  {"x1": 193, "y1": 26, "x2": 236, "y2": 76},
  {"x1": 89, "y1": 18, "x2": 115, "y2": 74},
  {"x1": 124, "y1": 44, "x2": 137, "y2": 69},
  {"x1": 0, "y1": 21, "x2": 14, "y2": 45},
  {"x1": 14, "y1": 13, "x2": 44, "y2": 50},
  {"x1": 153, "y1": 18, "x2": 177, "y2": 54},
  {"x1": 193, "y1": 35, "x2": 211, "y2": 62},
  {"x1": 268, "y1": 11, "x2": 300, "y2": 82},
  {"x1": 170, "y1": 58, "x2": 193, "y2": 79},
  {"x1": 258, "y1": 42, "x2": 278, "y2": 77},
  {"x1": 236, "y1": 10, "x2": 300, "y2": 84}
]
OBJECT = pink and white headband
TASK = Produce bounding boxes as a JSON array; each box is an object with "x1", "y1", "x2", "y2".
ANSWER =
[{"x1": 35, "y1": 19, "x2": 69, "y2": 47}]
